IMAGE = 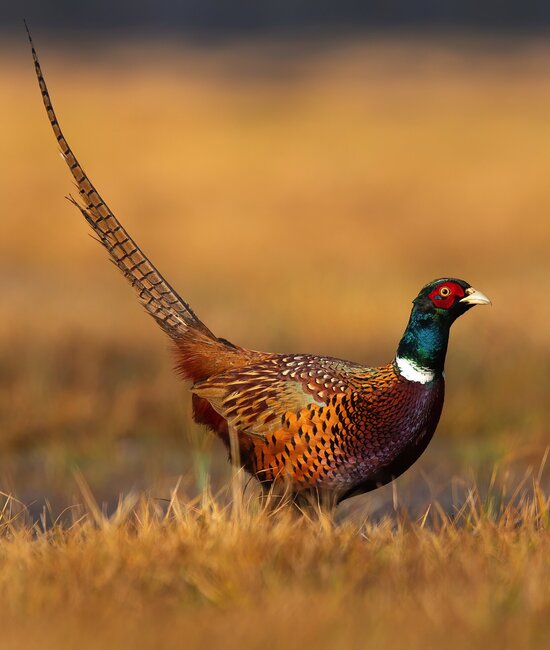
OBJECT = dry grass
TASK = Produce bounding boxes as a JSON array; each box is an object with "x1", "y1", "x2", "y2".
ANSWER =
[
  {"x1": 0, "y1": 33, "x2": 549, "y2": 648},
  {"x1": 0, "y1": 472, "x2": 548, "y2": 650}
]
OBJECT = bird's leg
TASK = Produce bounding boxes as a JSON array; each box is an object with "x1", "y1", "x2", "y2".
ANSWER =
[
  {"x1": 292, "y1": 489, "x2": 338, "y2": 518},
  {"x1": 227, "y1": 423, "x2": 246, "y2": 517},
  {"x1": 255, "y1": 476, "x2": 292, "y2": 513}
]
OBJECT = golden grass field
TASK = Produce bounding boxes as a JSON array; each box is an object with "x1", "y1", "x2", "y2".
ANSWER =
[{"x1": 0, "y1": 34, "x2": 549, "y2": 648}]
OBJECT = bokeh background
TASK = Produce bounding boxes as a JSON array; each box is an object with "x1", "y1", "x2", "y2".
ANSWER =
[{"x1": 0, "y1": 3, "x2": 549, "y2": 520}]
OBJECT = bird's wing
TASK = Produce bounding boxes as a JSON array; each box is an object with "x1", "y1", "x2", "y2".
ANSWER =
[{"x1": 192, "y1": 354, "x2": 366, "y2": 439}]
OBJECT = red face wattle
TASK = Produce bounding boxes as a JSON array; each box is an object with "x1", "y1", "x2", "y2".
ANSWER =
[{"x1": 428, "y1": 281, "x2": 466, "y2": 309}]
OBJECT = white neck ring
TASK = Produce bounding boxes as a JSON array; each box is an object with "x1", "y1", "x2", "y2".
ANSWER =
[{"x1": 395, "y1": 356, "x2": 436, "y2": 384}]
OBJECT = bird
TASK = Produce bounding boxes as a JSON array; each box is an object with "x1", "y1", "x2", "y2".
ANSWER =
[{"x1": 27, "y1": 29, "x2": 491, "y2": 507}]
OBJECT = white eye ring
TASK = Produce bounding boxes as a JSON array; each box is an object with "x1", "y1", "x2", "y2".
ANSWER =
[{"x1": 440, "y1": 286, "x2": 451, "y2": 297}]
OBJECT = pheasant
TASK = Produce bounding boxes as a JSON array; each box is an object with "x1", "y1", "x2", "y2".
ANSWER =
[{"x1": 27, "y1": 29, "x2": 491, "y2": 505}]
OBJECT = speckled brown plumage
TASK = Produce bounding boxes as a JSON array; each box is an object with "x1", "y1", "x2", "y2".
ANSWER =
[
  {"x1": 192, "y1": 354, "x2": 444, "y2": 501},
  {"x1": 28, "y1": 28, "x2": 490, "y2": 506}
]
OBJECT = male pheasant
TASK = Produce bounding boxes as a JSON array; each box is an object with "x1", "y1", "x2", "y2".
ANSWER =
[{"x1": 28, "y1": 30, "x2": 491, "y2": 505}]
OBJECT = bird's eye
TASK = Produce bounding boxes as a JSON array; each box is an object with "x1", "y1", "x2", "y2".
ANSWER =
[{"x1": 439, "y1": 286, "x2": 451, "y2": 297}]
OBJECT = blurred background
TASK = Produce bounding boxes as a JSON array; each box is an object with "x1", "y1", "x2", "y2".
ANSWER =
[{"x1": 0, "y1": 3, "x2": 549, "y2": 520}]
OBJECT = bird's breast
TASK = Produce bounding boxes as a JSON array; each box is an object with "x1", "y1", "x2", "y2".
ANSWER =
[{"x1": 337, "y1": 376, "x2": 445, "y2": 482}]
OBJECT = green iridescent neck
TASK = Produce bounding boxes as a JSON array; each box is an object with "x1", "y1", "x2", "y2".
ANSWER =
[{"x1": 396, "y1": 307, "x2": 451, "y2": 374}]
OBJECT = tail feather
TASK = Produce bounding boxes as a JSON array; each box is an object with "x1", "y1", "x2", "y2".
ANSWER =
[{"x1": 26, "y1": 24, "x2": 214, "y2": 341}]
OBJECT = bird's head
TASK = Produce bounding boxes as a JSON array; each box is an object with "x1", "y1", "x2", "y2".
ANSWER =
[
  {"x1": 397, "y1": 278, "x2": 491, "y2": 375},
  {"x1": 413, "y1": 278, "x2": 491, "y2": 324}
]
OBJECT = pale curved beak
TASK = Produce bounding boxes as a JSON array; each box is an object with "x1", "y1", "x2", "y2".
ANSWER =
[{"x1": 459, "y1": 287, "x2": 492, "y2": 306}]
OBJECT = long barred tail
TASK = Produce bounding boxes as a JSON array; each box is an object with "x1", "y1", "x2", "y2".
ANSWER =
[{"x1": 25, "y1": 24, "x2": 215, "y2": 342}]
